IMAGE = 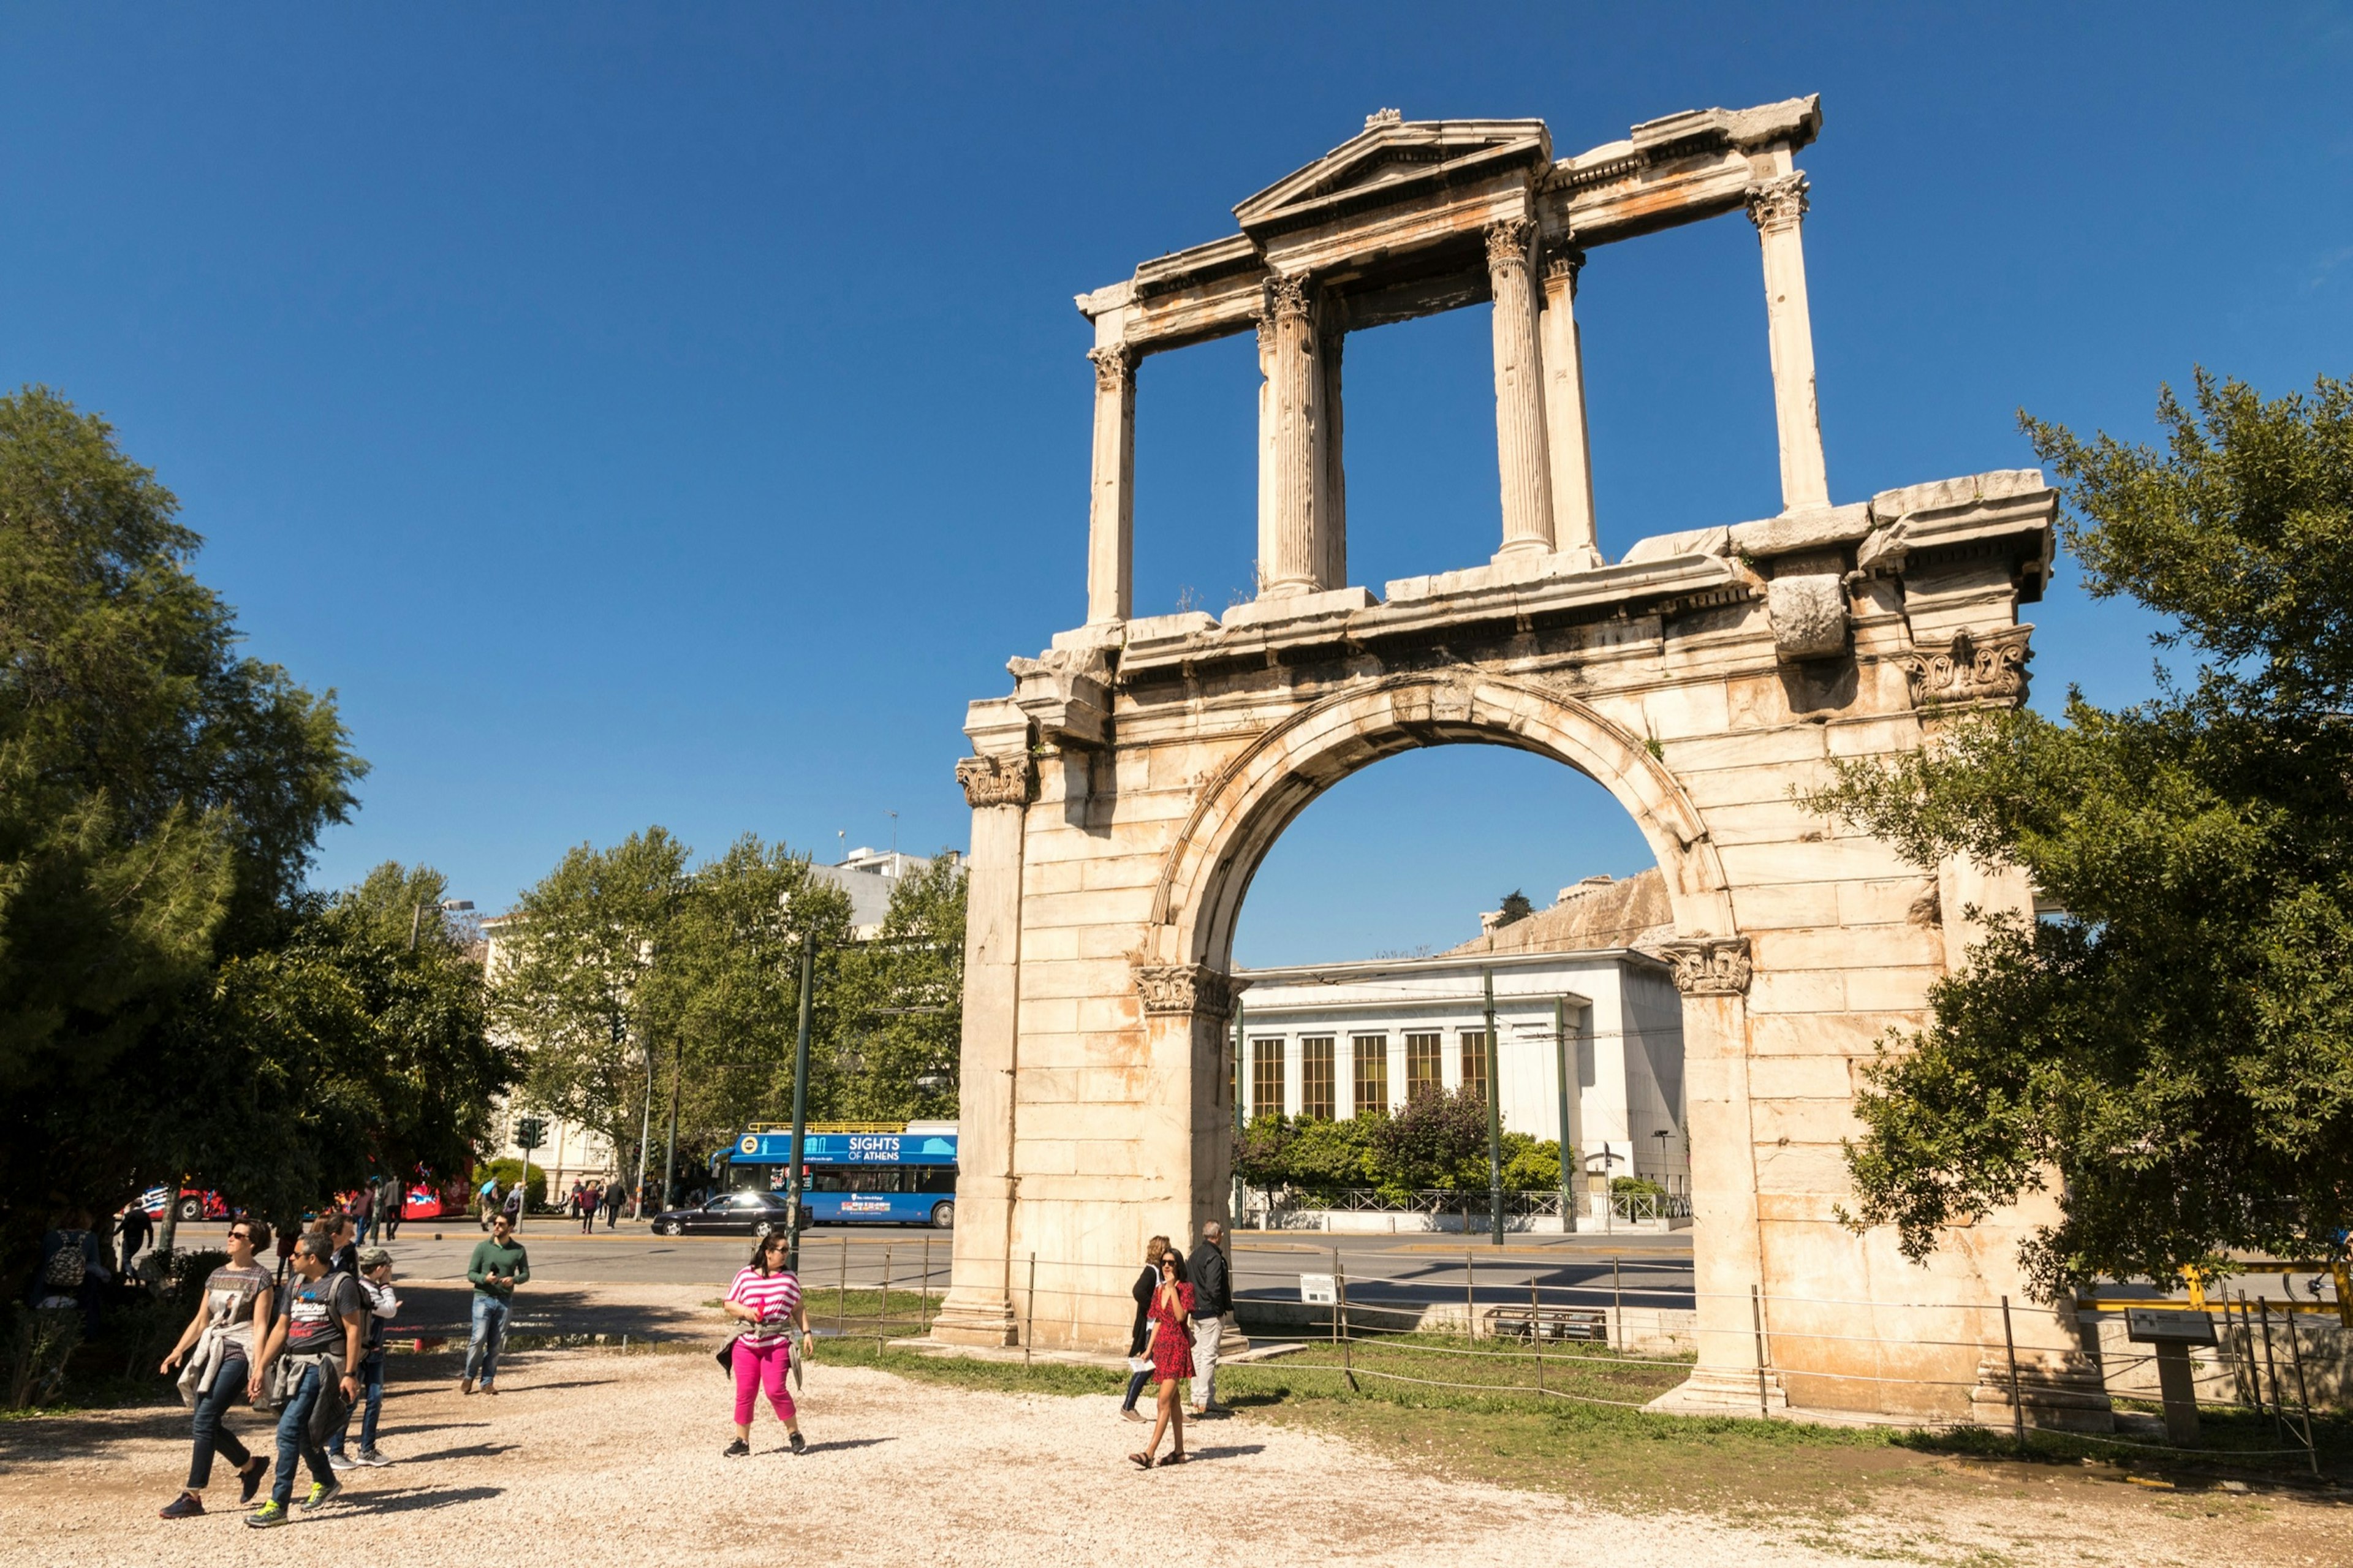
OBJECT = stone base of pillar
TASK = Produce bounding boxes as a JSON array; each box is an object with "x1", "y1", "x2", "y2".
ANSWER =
[
  {"x1": 1224, "y1": 585, "x2": 1374, "y2": 630},
  {"x1": 1646, "y1": 1366, "x2": 1790, "y2": 1416},
  {"x1": 1968, "y1": 1354, "x2": 2115, "y2": 1433},
  {"x1": 931, "y1": 1290, "x2": 1019, "y2": 1347}
]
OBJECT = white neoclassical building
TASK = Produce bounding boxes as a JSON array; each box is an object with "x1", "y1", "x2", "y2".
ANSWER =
[{"x1": 1233, "y1": 868, "x2": 1689, "y2": 1194}]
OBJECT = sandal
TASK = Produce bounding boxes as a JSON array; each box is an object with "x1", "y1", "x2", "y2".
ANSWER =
[
  {"x1": 1161, "y1": 1451, "x2": 1191, "y2": 1465},
  {"x1": 1128, "y1": 1451, "x2": 1154, "y2": 1469}
]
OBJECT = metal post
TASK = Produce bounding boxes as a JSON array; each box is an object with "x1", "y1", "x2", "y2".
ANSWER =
[
  {"x1": 1465, "y1": 1247, "x2": 1477, "y2": 1342},
  {"x1": 1482, "y1": 969, "x2": 1504, "y2": 1247},
  {"x1": 836, "y1": 1238, "x2": 849, "y2": 1341},
  {"x1": 1331, "y1": 1244, "x2": 1342, "y2": 1357},
  {"x1": 1553, "y1": 996, "x2": 1576, "y2": 1234},
  {"x1": 786, "y1": 929, "x2": 816, "y2": 1275},
  {"x1": 879, "y1": 1246, "x2": 892, "y2": 1358},
  {"x1": 1611, "y1": 1256, "x2": 1623, "y2": 1354},
  {"x1": 1751, "y1": 1284, "x2": 1770, "y2": 1417},
  {"x1": 2283, "y1": 1301, "x2": 2321, "y2": 1479},
  {"x1": 2257, "y1": 1295, "x2": 2284, "y2": 1439},
  {"x1": 1338, "y1": 1256, "x2": 1358, "y2": 1392},
  {"x1": 2237, "y1": 1292, "x2": 2262, "y2": 1414},
  {"x1": 920, "y1": 1235, "x2": 931, "y2": 1332},
  {"x1": 1023, "y1": 1252, "x2": 1037, "y2": 1366},
  {"x1": 1530, "y1": 1276, "x2": 1544, "y2": 1393},
  {"x1": 2001, "y1": 1295, "x2": 2025, "y2": 1455},
  {"x1": 660, "y1": 1032, "x2": 682, "y2": 1213}
]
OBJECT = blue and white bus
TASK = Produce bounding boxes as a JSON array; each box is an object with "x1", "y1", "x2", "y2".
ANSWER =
[{"x1": 722, "y1": 1121, "x2": 958, "y2": 1229}]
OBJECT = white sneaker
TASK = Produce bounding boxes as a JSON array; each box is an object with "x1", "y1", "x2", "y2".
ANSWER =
[
  {"x1": 355, "y1": 1448, "x2": 392, "y2": 1468},
  {"x1": 327, "y1": 1453, "x2": 357, "y2": 1472}
]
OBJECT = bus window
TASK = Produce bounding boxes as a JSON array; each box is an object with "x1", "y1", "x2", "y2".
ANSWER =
[{"x1": 914, "y1": 1168, "x2": 955, "y2": 1194}]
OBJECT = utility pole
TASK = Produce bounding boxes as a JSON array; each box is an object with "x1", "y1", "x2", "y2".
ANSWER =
[
  {"x1": 1554, "y1": 996, "x2": 1577, "y2": 1234},
  {"x1": 786, "y1": 925, "x2": 817, "y2": 1275},
  {"x1": 631, "y1": 1028, "x2": 654, "y2": 1221},
  {"x1": 1482, "y1": 969, "x2": 1504, "y2": 1247},
  {"x1": 661, "y1": 1031, "x2": 683, "y2": 1212}
]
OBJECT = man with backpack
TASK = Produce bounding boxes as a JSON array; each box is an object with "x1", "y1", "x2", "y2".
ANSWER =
[{"x1": 245, "y1": 1232, "x2": 366, "y2": 1528}]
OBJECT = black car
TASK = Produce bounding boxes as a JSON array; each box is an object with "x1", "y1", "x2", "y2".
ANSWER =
[{"x1": 648, "y1": 1190, "x2": 796, "y2": 1237}]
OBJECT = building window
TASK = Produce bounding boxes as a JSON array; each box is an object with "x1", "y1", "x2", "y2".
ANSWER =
[
  {"x1": 1251, "y1": 1037, "x2": 1284, "y2": 1119},
  {"x1": 1460, "y1": 1030, "x2": 1488, "y2": 1102},
  {"x1": 1300, "y1": 1036, "x2": 1335, "y2": 1120},
  {"x1": 1352, "y1": 1036, "x2": 1388, "y2": 1118},
  {"x1": 1405, "y1": 1032, "x2": 1443, "y2": 1100}
]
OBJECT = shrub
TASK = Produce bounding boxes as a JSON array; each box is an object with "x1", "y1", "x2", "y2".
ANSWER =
[
  {"x1": 472, "y1": 1159, "x2": 547, "y2": 1210},
  {"x1": 1369, "y1": 1088, "x2": 1490, "y2": 1191}
]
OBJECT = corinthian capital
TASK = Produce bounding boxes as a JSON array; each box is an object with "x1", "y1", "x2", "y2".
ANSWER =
[
  {"x1": 1087, "y1": 343, "x2": 1135, "y2": 393},
  {"x1": 1658, "y1": 937, "x2": 1753, "y2": 996},
  {"x1": 955, "y1": 752, "x2": 1036, "y2": 810},
  {"x1": 1131, "y1": 961, "x2": 1237, "y2": 1021},
  {"x1": 1484, "y1": 218, "x2": 1534, "y2": 273},
  {"x1": 1265, "y1": 272, "x2": 1312, "y2": 323},
  {"x1": 1745, "y1": 172, "x2": 1809, "y2": 233},
  {"x1": 1541, "y1": 242, "x2": 1586, "y2": 296}
]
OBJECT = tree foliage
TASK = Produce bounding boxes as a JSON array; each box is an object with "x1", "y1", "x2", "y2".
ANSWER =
[
  {"x1": 1237, "y1": 1089, "x2": 1563, "y2": 1205},
  {"x1": 831, "y1": 853, "x2": 966, "y2": 1123},
  {"x1": 1809, "y1": 373, "x2": 2353, "y2": 1292},
  {"x1": 0, "y1": 387, "x2": 365, "y2": 1273}
]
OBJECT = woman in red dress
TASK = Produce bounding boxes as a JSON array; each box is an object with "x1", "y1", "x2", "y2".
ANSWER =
[{"x1": 1131, "y1": 1245, "x2": 1193, "y2": 1469}]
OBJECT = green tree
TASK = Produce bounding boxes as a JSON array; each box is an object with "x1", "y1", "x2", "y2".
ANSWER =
[
  {"x1": 1808, "y1": 373, "x2": 2353, "y2": 1293},
  {"x1": 831, "y1": 852, "x2": 966, "y2": 1123},
  {"x1": 0, "y1": 387, "x2": 363, "y2": 1278}
]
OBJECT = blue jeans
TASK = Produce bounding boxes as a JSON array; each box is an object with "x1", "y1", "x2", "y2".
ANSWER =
[
  {"x1": 271, "y1": 1365, "x2": 336, "y2": 1506},
  {"x1": 1121, "y1": 1367, "x2": 1151, "y2": 1411},
  {"x1": 186, "y1": 1355, "x2": 253, "y2": 1488},
  {"x1": 328, "y1": 1352, "x2": 385, "y2": 1455},
  {"x1": 466, "y1": 1295, "x2": 508, "y2": 1385}
]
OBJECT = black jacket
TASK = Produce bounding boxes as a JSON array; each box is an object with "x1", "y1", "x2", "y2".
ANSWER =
[
  {"x1": 1126, "y1": 1265, "x2": 1158, "y2": 1357},
  {"x1": 1189, "y1": 1241, "x2": 1229, "y2": 1319}
]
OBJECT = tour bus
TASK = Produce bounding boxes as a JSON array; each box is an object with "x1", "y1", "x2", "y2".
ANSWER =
[{"x1": 722, "y1": 1121, "x2": 958, "y2": 1229}]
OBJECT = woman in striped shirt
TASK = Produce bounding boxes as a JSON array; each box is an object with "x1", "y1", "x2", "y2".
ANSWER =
[{"x1": 722, "y1": 1230, "x2": 810, "y2": 1456}]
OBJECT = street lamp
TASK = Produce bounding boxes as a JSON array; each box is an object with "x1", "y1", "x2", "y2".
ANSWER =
[
  {"x1": 778, "y1": 888, "x2": 819, "y2": 1276},
  {"x1": 410, "y1": 898, "x2": 473, "y2": 952}
]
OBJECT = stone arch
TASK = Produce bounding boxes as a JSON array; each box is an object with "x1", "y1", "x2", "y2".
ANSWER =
[{"x1": 1143, "y1": 672, "x2": 1736, "y2": 974}]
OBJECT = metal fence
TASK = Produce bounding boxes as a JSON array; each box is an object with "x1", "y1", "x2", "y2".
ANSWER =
[{"x1": 1245, "y1": 1186, "x2": 1691, "y2": 1225}]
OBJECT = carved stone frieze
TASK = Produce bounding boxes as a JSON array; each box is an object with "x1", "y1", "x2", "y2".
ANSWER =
[
  {"x1": 1892, "y1": 624, "x2": 2033, "y2": 708},
  {"x1": 1087, "y1": 343, "x2": 1135, "y2": 393},
  {"x1": 1132, "y1": 961, "x2": 1238, "y2": 1020},
  {"x1": 955, "y1": 752, "x2": 1036, "y2": 810},
  {"x1": 1658, "y1": 936, "x2": 1753, "y2": 996}
]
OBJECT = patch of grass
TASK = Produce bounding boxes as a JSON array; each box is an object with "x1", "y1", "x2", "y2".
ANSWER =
[{"x1": 805, "y1": 1341, "x2": 1118, "y2": 1398}]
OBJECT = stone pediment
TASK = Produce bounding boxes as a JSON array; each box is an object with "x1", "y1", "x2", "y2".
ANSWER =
[{"x1": 1233, "y1": 115, "x2": 1552, "y2": 235}]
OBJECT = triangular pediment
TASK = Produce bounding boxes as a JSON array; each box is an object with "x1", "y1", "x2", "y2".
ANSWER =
[{"x1": 1234, "y1": 116, "x2": 1552, "y2": 229}]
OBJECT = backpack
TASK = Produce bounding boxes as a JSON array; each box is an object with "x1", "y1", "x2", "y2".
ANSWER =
[{"x1": 42, "y1": 1233, "x2": 89, "y2": 1290}]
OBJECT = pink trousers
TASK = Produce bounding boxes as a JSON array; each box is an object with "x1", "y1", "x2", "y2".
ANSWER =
[{"x1": 733, "y1": 1339, "x2": 795, "y2": 1425}]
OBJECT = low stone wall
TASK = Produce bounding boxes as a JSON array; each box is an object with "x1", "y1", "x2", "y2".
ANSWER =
[{"x1": 1238, "y1": 1295, "x2": 1696, "y2": 1356}]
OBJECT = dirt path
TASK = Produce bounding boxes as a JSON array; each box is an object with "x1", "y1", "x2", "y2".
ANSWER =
[{"x1": 2, "y1": 1343, "x2": 2344, "y2": 1567}]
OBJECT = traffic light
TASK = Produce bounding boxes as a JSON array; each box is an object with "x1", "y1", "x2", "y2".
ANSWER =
[{"x1": 515, "y1": 1116, "x2": 547, "y2": 1153}]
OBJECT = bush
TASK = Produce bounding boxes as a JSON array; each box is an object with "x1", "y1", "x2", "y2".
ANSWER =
[
  {"x1": 1501, "y1": 1134, "x2": 1563, "y2": 1191},
  {"x1": 471, "y1": 1159, "x2": 546, "y2": 1211},
  {"x1": 1612, "y1": 1175, "x2": 1667, "y2": 1199},
  {"x1": 1369, "y1": 1088, "x2": 1489, "y2": 1192}
]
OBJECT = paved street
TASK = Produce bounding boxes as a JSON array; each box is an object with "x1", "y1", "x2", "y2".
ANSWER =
[{"x1": 167, "y1": 1219, "x2": 1695, "y2": 1322}]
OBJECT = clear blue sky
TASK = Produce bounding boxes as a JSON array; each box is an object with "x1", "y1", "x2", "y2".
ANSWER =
[{"x1": 2, "y1": 4, "x2": 2346, "y2": 964}]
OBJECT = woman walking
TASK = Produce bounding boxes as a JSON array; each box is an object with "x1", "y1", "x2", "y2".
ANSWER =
[
  {"x1": 1119, "y1": 1235, "x2": 1172, "y2": 1423},
  {"x1": 721, "y1": 1229, "x2": 810, "y2": 1456},
  {"x1": 1129, "y1": 1244, "x2": 1193, "y2": 1469},
  {"x1": 156, "y1": 1219, "x2": 274, "y2": 1518}
]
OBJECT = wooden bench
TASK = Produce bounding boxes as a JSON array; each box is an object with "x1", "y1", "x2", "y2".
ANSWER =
[{"x1": 1483, "y1": 1304, "x2": 1608, "y2": 1342}]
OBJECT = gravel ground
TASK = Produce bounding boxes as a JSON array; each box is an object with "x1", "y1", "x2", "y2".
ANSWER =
[{"x1": 4, "y1": 1331, "x2": 2345, "y2": 1567}]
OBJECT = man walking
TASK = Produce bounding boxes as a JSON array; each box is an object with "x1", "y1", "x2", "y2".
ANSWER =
[
  {"x1": 325, "y1": 1213, "x2": 360, "y2": 1278},
  {"x1": 1188, "y1": 1221, "x2": 1232, "y2": 1417},
  {"x1": 349, "y1": 1183, "x2": 374, "y2": 1247},
  {"x1": 379, "y1": 1174, "x2": 404, "y2": 1241},
  {"x1": 245, "y1": 1232, "x2": 364, "y2": 1528},
  {"x1": 579, "y1": 1181, "x2": 600, "y2": 1235},
  {"x1": 463, "y1": 1211, "x2": 529, "y2": 1396},
  {"x1": 116, "y1": 1200, "x2": 154, "y2": 1279}
]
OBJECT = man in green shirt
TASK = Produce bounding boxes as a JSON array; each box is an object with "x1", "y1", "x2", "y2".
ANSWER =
[{"x1": 462, "y1": 1212, "x2": 529, "y2": 1396}]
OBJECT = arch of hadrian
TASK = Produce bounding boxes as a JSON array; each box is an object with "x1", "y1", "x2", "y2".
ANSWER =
[{"x1": 936, "y1": 97, "x2": 2102, "y2": 1424}]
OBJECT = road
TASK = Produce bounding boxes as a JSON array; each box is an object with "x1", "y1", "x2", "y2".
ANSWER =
[{"x1": 170, "y1": 1219, "x2": 1694, "y2": 1321}]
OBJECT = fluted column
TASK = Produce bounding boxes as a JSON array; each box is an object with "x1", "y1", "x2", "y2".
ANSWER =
[
  {"x1": 1539, "y1": 246, "x2": 1600, "y2": 566},
  {"x1": 1487, "y1": 219, "x2": 1554, "y2": 559},
  {"x1": 1746, "y1": 171, "x2": 1830, "y2": 513},
  {"x1": 1259, "y1": 274, "x2": 1324, "y2": 597},
  {"x1": 1084, "y1": 344, "x2": 1137, "y2": 624},
  {"x1": 933, "y1": 740, "x2": 1035, "y2": 1347}
]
